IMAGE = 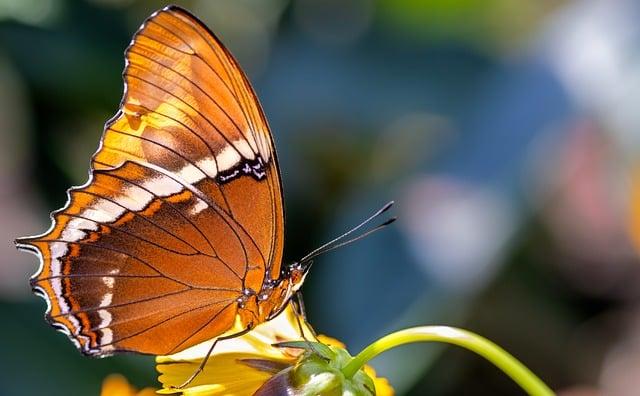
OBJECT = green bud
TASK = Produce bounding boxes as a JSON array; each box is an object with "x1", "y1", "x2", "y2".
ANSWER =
[{"x1": 253, "y1": 343, "x2": 376, "y2": 396}]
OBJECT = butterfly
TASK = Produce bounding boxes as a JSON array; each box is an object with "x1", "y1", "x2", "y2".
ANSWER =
[{"x1": 16, "y1": 4, "x2": 393, "y2": 386}]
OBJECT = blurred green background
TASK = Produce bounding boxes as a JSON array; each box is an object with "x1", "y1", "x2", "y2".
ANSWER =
[{"x1": 2, "y1": 0, "x2": 640, "y2": 395}]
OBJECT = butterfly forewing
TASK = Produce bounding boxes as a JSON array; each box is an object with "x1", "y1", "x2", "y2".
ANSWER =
[{"x1": 16, "y1": 6, "x2": 284, "y2": 356}]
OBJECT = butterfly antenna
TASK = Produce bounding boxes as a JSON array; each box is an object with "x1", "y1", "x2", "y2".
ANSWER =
[
  {"x1": 301, "y1": 217, "x2": 396, "y2": 262},
  {"x1": 299, "y1": 201, "x2": 395, "y2": 263}
]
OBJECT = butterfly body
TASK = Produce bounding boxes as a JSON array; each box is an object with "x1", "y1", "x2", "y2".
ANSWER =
[{"x1": 16, "y1": 5, "x2": 309, "y2": 357}]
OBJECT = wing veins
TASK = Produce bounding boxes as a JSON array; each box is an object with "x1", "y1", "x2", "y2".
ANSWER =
[
  {"x1": 124, "y1": 71, "x2": 245, "y2": 162},
  {"x1": 98, "y1": 148, "x2": 249, "y2": 280},
  {"x1": 98, "y1": 151, "x2": 265, "y2": 280},
  {"x1": 49, "y1": 288, "x2": 191, "y2": 319},
  {"x1": 34, "y1": 239, "x2": 197, "y2": 288},
  {"x1": 133, "y1": 159, "x2": 268, "y2": 272},
  {"x1": 137, "y1": 20, "x2": 239, "y2": 104},
  {"x1": 164, "y1": 11, "x2": 263, "y2": 153},
  {"x1": 126, "y1": 53, "x2": 253, "y2": 157},
  {"x1": 117, "y1": 99, "x2": 229, "y2": 213},
  {"x1": 59, "y1": 212, "x2": 208, "y2": 257},
  {"x1": 168, "y1": 298, "x2": 234, "y2": 354},
  {"x1": 100, "y1": 300, "x2": 236, "y2": 348},
  {"x1": 122, "y1": 98, "x2": 217, "y2": 163},
  {"x1": 265, "y1": 171, "x2": 278, "y2": 274},
  {"x1": 101, "y1": 167, "x2": 220, "y2": 257},
  {"x1": 76, "y1": 189, "x2": 207, "y2": 258},
  {"x1": 37, "y1": 274, "x2": 162, "y2": 281},
  {"x1": 90, "y1": 296, "x2": 237, "y2": 332}
]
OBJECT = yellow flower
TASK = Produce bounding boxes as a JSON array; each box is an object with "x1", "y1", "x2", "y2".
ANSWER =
[
  {"x1": 156, "y1": 303, "x2": 393, "y2": 396},
  {"x1": 100, "y1": 374, "x2": 156, "y2": 396}
]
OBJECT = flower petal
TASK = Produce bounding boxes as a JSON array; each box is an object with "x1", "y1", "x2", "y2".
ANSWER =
[
  {"x1": 156, "y1": 302, "x2": 394, "y2": 395},
  {"x1": 364, "y1": 366, "x2": 395, "y2": 396},
  {"x1": 156, "y1": 303, "x2": 312, "y2": 394},
  {"x1": 100, "y1": 374, "x2": 156, "y2": 396}
]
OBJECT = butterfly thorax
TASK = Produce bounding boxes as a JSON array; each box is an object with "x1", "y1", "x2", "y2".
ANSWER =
[
  {"x1": 234, "y1": 280, "x2": 281, "y2": 325},
  {"x1": 237, "y1": 261, "x2": 310, "y2": 325}
]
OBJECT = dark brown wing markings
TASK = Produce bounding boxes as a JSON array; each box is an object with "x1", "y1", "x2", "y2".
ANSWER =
[{"x1": 110, "y1": 98, "x2": 234, "y2": 220}]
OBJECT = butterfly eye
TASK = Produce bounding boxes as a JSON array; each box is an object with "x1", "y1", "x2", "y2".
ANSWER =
[{"x1": 290, "y1": 268, "x2": 304, "y2": 285}]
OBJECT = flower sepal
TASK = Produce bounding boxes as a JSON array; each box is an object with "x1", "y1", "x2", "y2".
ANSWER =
[
  {"x1": 253, "y1": 343, "x2": 376, "y2": 396},
  {"x1": 272, "y1": 340, "x2": 336, "y2": 360}
]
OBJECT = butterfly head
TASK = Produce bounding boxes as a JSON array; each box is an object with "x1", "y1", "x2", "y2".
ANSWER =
[
  {"x1": 282, "y1": 260, "x2": 313, "y2": 294},
  {"x1": 261, "y1": 260, "x2": 313, "y2": 321}
]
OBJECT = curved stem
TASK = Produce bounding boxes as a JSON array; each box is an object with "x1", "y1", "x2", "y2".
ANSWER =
[{"x1": 341, "y1": 326, "x2": 554, "y2": 396}]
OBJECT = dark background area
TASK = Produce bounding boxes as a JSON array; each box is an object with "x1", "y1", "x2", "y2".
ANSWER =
[{"x1": 2, "y1": 0, "x2": 640, "y2": 395}]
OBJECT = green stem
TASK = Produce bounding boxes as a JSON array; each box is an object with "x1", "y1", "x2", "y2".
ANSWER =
[{"x1": 341, "y1": 326, "x2": 554, "y2": 396}]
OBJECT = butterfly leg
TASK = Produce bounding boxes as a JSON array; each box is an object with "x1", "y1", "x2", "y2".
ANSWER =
[
  {"x1": 175, "y1": 323, "x2": 254, "y2": 389},
  {"x1": 291, "y1": 292, "x2": 330, "y2": 360},
  {"x1": 293, "y1": 292, "x2": 317, "y2": 340}
]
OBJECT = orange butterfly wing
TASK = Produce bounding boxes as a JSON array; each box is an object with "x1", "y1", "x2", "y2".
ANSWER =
[{"x1": 16, "y1": 6, "x2": 284, "y2": 356}]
